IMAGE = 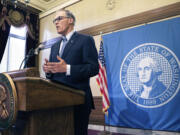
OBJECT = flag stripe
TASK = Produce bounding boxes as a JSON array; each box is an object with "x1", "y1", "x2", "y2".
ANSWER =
[
  {"x1": 99, "y1": 64, "x2": 108, "y2": 88},
  {"x1": 97, "y1": 66, "x2": 108, "y2": 97},
  {"x1": 98, "y1": 69, "x2": 110, "y2": 105},
  {"x1": 96, "y1": 39, "x2": 110, "y2": 113}
]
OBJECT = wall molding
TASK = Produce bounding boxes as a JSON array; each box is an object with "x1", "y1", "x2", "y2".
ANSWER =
[
  {"x1": 39, "y1": 0, "x2": 81, "y2": 19},
  {"x1": 79, "y1": 2, "x2": 180, "y2": 36}
]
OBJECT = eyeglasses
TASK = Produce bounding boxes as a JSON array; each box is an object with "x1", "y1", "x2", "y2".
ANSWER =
[{"x1": 53, "y1": 16, "x2": 69, "y2": 24}]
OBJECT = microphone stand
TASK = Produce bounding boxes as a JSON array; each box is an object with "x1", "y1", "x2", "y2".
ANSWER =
[
  {"x1": 19, "y1": 48, "x2": 35, "y2": 70},
  {"x1": 19, "y1": 39, "x2": 56, "y2": 70}
]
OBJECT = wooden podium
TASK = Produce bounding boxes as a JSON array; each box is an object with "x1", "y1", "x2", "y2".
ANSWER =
[{"x1": 0, "y1": 68, "x2": 85, "y2": 135}]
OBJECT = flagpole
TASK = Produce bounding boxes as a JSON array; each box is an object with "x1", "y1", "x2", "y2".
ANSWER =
[
  {"x1": 98, "y1": 113, "x2": 111, "y2": 135},
  {"x1": 97, "y1": 31, "x2": 111, "y2": 135}
]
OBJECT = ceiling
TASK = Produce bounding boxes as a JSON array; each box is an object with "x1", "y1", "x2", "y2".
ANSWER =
[
  {"x1": 18, "y1": 0, "x2": 81, "y2": 18},
  {"x1": 20, "y1": 0, "x2": 68, "y2": 12}
]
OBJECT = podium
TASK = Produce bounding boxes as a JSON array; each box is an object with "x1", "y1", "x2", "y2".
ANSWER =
[{"x1": 0, "y1": 68, "x2": 85, "y2": 135}]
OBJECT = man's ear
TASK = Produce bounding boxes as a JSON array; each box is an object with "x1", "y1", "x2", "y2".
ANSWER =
[{"x1": 69, "y1": 18, "x2": 74, "y2": 24}]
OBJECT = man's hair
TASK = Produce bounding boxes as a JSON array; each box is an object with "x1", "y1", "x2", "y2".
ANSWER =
[
  {"x1": 58, "y1": 9, "x2": 76, "y2": 25},
  {"x1": 137, "y1": 57, "x2": 162, "y2": 77}
]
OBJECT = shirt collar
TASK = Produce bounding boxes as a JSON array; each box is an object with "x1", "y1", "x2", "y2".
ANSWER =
[{"x1": 63, "y1": 30, "x2": 75, "y2": 41}]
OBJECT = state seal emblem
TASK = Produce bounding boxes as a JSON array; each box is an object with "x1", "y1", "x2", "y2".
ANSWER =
[
  {"x1": 0, "y1": 73, "x2": 17, "y2": 129},
  {"x1": 120, "y1": 43, "x2": 180, "y2": 108}
]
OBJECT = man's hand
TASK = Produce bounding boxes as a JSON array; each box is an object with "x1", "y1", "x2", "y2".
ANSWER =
[
  {"x1": 43, "y1": 56, "x2": 67, "y2": 73},
  {"x1": 43, "y1": 58, "x2": 51, "y2": 73}
]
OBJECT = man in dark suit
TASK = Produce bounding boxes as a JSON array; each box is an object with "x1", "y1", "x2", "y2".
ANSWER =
[{"x1": 43, "y1": 9, "x2": 99, "y2": 135}]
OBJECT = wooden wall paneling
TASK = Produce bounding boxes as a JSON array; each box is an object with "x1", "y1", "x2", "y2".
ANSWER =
[{"x1": 89, "y1": 97, "x2": 105, "y2": 125}]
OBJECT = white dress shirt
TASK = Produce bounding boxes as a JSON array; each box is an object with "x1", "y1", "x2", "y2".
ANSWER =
[{"x1": 59, "y1": 30, "x2": 75, "y2": 76}]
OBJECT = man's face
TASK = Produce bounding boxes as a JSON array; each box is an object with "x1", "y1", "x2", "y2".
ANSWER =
[
  {"x1": 137, "y1": 58, "x2": 153, "y2": 84},
  {"x1": 54, "y1": 11, "x2": 71, "y2": 35}
]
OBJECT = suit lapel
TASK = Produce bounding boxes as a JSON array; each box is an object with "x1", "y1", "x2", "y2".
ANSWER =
[{"x1": 61, "y1": 32, "x2": 78, "y2": 58}]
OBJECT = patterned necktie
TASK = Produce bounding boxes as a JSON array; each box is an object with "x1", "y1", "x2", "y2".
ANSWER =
[{"x1": 59, "y1": 36, "x2": 67, "y2": 57}]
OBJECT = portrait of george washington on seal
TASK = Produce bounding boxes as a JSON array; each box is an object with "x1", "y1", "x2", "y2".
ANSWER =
[{"x1": 135, "y1": 57, "x2": 166, "y2": 99}]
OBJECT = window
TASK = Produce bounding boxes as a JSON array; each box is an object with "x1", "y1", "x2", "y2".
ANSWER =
[{"x1": 0, "y1": 25, "x2": 27, "y2": 73}]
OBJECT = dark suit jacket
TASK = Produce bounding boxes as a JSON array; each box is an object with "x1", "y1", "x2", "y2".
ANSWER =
[{"x1": 46, "y1": 32, "x2": 99, "y2": 109}]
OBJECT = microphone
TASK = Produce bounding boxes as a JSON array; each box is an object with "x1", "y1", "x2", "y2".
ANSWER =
[
  {"x1": 34, "y1": 43, "x2": 44, "y2": 55},
  {"x1": 19, "y1": 37, "x2": 62, "y2": 70},
  {"x1": 34, "y1": 37, "x2": 62, "y2": 55}
]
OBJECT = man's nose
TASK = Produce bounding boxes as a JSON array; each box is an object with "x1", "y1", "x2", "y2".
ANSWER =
[{"x1": 142, "y1": 69, "x2": 146, "y2": 74}]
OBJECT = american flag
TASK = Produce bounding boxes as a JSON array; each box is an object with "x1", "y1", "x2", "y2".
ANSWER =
[{"x1": 96, "y1": 38, "x2": 110, "y2": 113}]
